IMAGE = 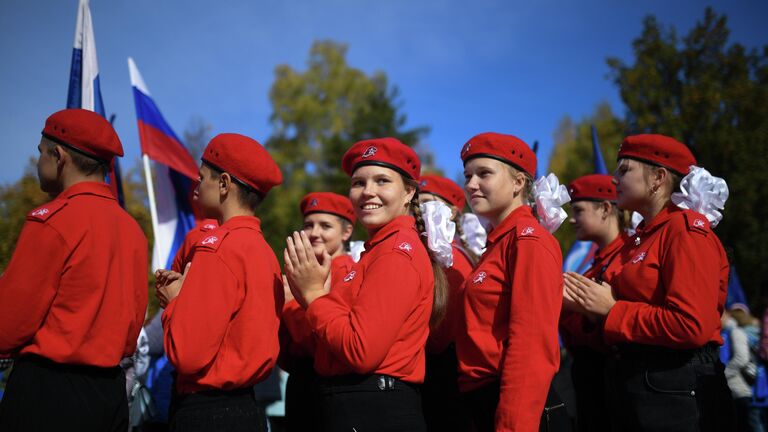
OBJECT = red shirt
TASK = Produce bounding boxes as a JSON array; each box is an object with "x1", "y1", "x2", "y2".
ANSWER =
[
  {"x1": 456, "y1": 205, "x2": 563, "y2": 432},
  {"x1": 0, "y1": 182, "x2": 148, "y2": 367},
  {"x1": 559, "y1": 233, "x2": 627, "y2": 351},
  {"x1": 426, "y1": 244, "x2": 474, "y2": 354},
  {"x1": 306, "y1": 215, "x2": 433, "y2": 383},
  {"x1": 603, "y1": 205, "x2": 729, "y2": 348},
  {"x1": 279, "y1": 254, "x2": 355, "y2": 372},
  {"x1": 162, "y1": 215, "x2": 283, "y2": 393},
  {"x1": 171, "y1": 219, "x2": 218, "y2": 272}
]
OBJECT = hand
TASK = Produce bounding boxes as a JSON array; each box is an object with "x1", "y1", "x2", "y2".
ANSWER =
[
  {"x1": 156, "y1": 263, "x2": 190, "y2": 308},
  {"x1": 562, "y1": 282, "x2": 601, "y2": 322},
  {"x1": 283, "y1": 231, "x2": 331, "y2": 308},
  {"x1": 563, "y1": 272, "x2": 616, "y2": 317}
]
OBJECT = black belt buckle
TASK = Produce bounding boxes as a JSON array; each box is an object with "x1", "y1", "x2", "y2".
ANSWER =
[{"x1": 377, "y1": 375, "x2": 395, "y2": 390}]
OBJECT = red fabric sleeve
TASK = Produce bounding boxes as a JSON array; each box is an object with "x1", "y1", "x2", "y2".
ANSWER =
[
  {"x1": 0, "y1": 223, "x2": 68, "y2": 353},
  {"x1": 162, "y1": 251, "x2": 242, "y2": 375},
  {"x1": 497, "y1": 238, "x2": 562, "y2": 431},
  {"x1": 603, "y1": 229, "x2": 723, "y2": 348},
  {"x1": 559, "y1": 310, "x2": 604, "y2": 351},
  {"x1": 306, "y1": 252, "x2": 422, "y2": 374}
]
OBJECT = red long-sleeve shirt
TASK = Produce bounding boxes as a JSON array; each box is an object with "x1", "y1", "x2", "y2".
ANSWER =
[
  {"x1": 0, "y1": 182, "x2": 148, "y2": 367},
  {"x1": 456, "y1": 205, "x2": 563, "y2": 432},
  {"x1": 306, "y1": 215, "x2": 434, "y2": 383},
  {"x1": 171, "y1": 219, "x2": 218, "y2": 272},
  {"x1": 426, "y1": 244, "x2": 474, "y2": 354},
  {"x1": 603, "y1": 205, "x2": 729, "y2": 348},
  {"x1": 162, "y1": 215, "x2": 283, "y2": 394},
  {"x1": 279, "y1": 254, "x2": 355, "y2": 373},
  {"x1": 559, "y1": 233, "x2": 627, "y2": 351}
]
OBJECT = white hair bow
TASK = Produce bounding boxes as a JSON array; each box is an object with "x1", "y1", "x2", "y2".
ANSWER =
[
  {"x1": 420, "y1": 200, "x2": 455, "y2": 268},
  {"x1": 533, "y1": 173, "x2": 571, "y2": 233},
  {"x1": 460, "y1": 213, "x2": 488, "y2": 256},
  {"x1": 671, "y1": 166, "x2": 729, "y2": 228}
]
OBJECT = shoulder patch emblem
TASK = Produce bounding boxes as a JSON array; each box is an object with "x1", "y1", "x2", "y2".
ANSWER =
[
  {"x1": 693, "y1": 218, "x2": 706, "y2": 229},
  {"x1": 26, "y1": 200, "x2": 67, "y2": 222},
  {"x1": 398, "y1": 242, "x2": 413, "y2": 252},
  {"x1": 202, "y1": 223, "x2": 217, "y2": 231},
  {"x1": 521, "y1": 226, "x2": 535, "y2": 236},
  {"x1": 201, "y1": 235, "x2": 218, "y2": 246}
]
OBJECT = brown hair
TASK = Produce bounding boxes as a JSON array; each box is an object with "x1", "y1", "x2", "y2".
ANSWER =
[
  {"x1": 403, "y1": 176, "x2": 449, "y2": 330},
  {"x1": 589, "y1": 201, "x2": 628, "y2": 231},
  {"x1": 204, "y1": 162, "x2": 263, "y2": 213},
  {"x1": 44, "y1": 139, "x2": 108, "y2": 178}
]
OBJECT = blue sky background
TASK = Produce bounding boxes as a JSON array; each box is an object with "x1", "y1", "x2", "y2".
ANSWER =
[{"x1": 1, "y1": 0, "x2": 766, "y2": 185}]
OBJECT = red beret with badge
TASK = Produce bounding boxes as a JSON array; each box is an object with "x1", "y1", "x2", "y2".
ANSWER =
[
  {"x1": 300, "y1": 192, "x2": 356, "y2": 224},
  {"x1": 460, "y1": 132, "x2": 537, "y2": 178},
  {"x1": 568, "y1": 174, "x2": 617, "y2": 202},
  {"x1": 42, "y1": 108, "x2": 124, "y2": 162},
  {"x1": 618, "y1": 134, "x2": 697, "y2": 176},
  {"x1": 419, "y1": 175, "x2": 466, "y2": 209},
  {"x1": 202, "y1": 133, "x2": 282, "y2": 196},
  {"x1": 342, "y1": 137, "x2": 421, "y2": 180}
]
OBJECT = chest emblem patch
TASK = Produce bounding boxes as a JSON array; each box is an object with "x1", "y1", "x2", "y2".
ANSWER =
[
  {"x1": 473, "y1": 271, "x2": 487, "y2": 284},
  {"x1": 343, "y1": 271, "x2": 357, "y2": 282},
  {"x1": 632, "y1": 251, "x2": 647, "y2": 264}
]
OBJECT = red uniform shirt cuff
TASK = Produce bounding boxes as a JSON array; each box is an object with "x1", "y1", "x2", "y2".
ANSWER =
[{"x1": 602, "y1": 300, "x2": 630, "y2": 345}]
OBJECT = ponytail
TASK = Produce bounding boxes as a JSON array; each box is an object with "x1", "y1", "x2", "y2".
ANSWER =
[{"x1": 404, "y1": 178, "x2": 449, "y2": 330}]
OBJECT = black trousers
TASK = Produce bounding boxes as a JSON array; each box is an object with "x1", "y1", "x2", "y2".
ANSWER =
[
  {"x1": 422, "y1": 346, "x2": 471, "y2": 432},
  {"x1": 169, "y1": 387, "x2": 267, "y2": 432},
  {"x1": 605, "y1": 343, "x2": 734, "y2": 432},
  {"x1": 0, "y1": 354, "x2": 128, "y2": 432},
  {"x1": 570, "y1": 347, "x2": 610, "y2": 432},
  {"x1": 461, "y1": 379, "x2": 572, "y2": 432},
  {"x1": 317, "y1": 374, "x2": 426, "y2": 432},
  {"x1": 285, "y1": 360, "x2": 320, "y2": 432}
]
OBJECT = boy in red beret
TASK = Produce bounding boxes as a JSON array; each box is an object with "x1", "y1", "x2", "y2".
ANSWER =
[
  {"x1": 0, "y1": 109, "x2": 148, "y2": 431},
  {"x1": 155, "y1": 133, "x2": 284, "y2": 432}
]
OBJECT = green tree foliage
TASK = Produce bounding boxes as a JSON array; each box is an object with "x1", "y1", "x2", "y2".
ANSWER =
[
  {"x1": 548, "y1": 102, "x2": 626, "y2": 253},
  {"x1": 607, "y1": 8, "x2": 768, "y2": 304},
  {"x1": 260, "y1": 40, "x2": 431, "y2": 252},
  {"x1": 0, "y1": 159, "x2": 49, "y2": 272}
]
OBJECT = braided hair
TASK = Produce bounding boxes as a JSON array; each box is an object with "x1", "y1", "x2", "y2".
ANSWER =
[{"x1": 403, "y1": 177, "x2": 449, "y2": 330}]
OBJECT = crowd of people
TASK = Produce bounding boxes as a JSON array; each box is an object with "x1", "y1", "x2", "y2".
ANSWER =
[{"x1": 0, "y1": 107, "x2": 750, "y2": 432}]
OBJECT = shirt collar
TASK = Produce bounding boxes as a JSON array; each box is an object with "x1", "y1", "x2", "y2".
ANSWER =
[
  {"x1": 62, "y1": 181, "x2": 116, "y2": 201},
  {"x1": 595, "y1": 232, "x2": 628, "y2": 262},
  {"x1": 364, "y1": 215, "x2": 416, "y2": 250},
  {"x1": 221, "y1": 215, "x2": 262, "y2": 232},
  {"x1": 487, "y1": 205, "x2": 535, "y2": 245},
  {"x1": 635, "y1": 203, "x2": 680, "y2": 238}
]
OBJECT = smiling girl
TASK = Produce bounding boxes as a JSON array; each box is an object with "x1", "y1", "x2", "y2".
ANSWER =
[{"x1": 283, "y1": 137, "x2": 447, "y2": 431}]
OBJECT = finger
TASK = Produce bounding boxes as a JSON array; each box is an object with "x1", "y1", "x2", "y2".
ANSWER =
[
  {"x1": 283, "y1": 248, "x2": 295, "y2": 274},
  {"x1": 181, "y1": 262, "x2": 192, "y2": 280},
  {"x1": 299, "y1": 231, "x2": 318, "y2": 265},
  {"x1": 286, "y1": 236, "x2": 300, "y2": 267},
  {"x1": 321, "y1": 249, "x2": 332, "y2": 271},
  {"x1": 292, "y1": 231, "x2": 310, "y2": 264}
]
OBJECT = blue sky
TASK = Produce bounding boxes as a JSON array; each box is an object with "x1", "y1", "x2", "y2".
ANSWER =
[{"x1": 1, "y1": 0, "x2": 765, "y2": 185}]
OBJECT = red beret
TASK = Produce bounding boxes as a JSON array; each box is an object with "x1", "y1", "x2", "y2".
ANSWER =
[
  {"x1": 460, "y1": 132, "x2": 537, "y2": 177},
  {"x1": 300, "y1": 192, "x2": 356, "y2": 224},
  {"x1": 342, "y1": 137, "x2": 420, "y2": 180},
  {"x1": 42, "y1": 108, "x2": 123, "y2": 162},
  {"x1": 618, "y1": 134, "x2": 696, "y2": 176},
  {"x1": 419, "y1": 175, "x2": 466, "y2": 209},
  {"x1": 568, "y1": 174, "x2": 617, "y2": 202},
  {"x1": 202, "y1": 133, "x2": 282, "y2": 195}
]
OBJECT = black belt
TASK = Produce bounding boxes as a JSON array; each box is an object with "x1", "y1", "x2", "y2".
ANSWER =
[
  {"x1": 317, "y1": 374, "x2": 418, "y2": 393},
  {"x1": 18, "y1": 354, "x2": 122, "y2": 377},
  {"x1": 608, "y1": 342, "x2": 720, "y2": 365}
]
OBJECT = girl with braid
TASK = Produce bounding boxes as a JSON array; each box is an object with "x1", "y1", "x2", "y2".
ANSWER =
[
  {"x1": 417, "y1": 174, "x2": 475, "y2": 431},
  {"x1": 284, "y1": 137, "x2": 447, "y2": 432}
]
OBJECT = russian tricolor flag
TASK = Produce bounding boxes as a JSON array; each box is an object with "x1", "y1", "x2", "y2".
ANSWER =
[
  {"x1": 562, "y1": 125, "x2": 607, "y2": 273},
  {"x1": 66, "y1": 0, "x2": 124, "y2": 204},
  {"x1": 128, "y1": 57, "x2": 198, "y2": 271}
]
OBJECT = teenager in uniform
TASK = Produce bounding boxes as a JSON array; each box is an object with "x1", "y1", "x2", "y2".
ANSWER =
[
  {"x1": 0, "y1": 108, "x2": 148, "y2": 431},
  {"x1": 156, "y1": 133, "x2": 283, "y2": 432},
  {"x1": 417, "y1": 174, "x2": 475, "y2": 431},
  {"x1": 280, "y1": 191, "x2": 355, "y2": 432},
  {"x1": 284, "y1": 137, "x2": 448, "y2": 432},
  {"x1": 559, "y1": 174, "x2": 626, "y2": 432},
  {"x1": 456, "y1": 132, "x2": 566, "y2": 432},
  {"x1": 564, "y1": 134, "x2": 733, "y2": 431}
]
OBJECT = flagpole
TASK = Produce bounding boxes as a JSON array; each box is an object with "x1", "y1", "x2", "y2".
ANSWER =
[{"x1": 142, "y1": 154, "x2": 161, "y2": 246}]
